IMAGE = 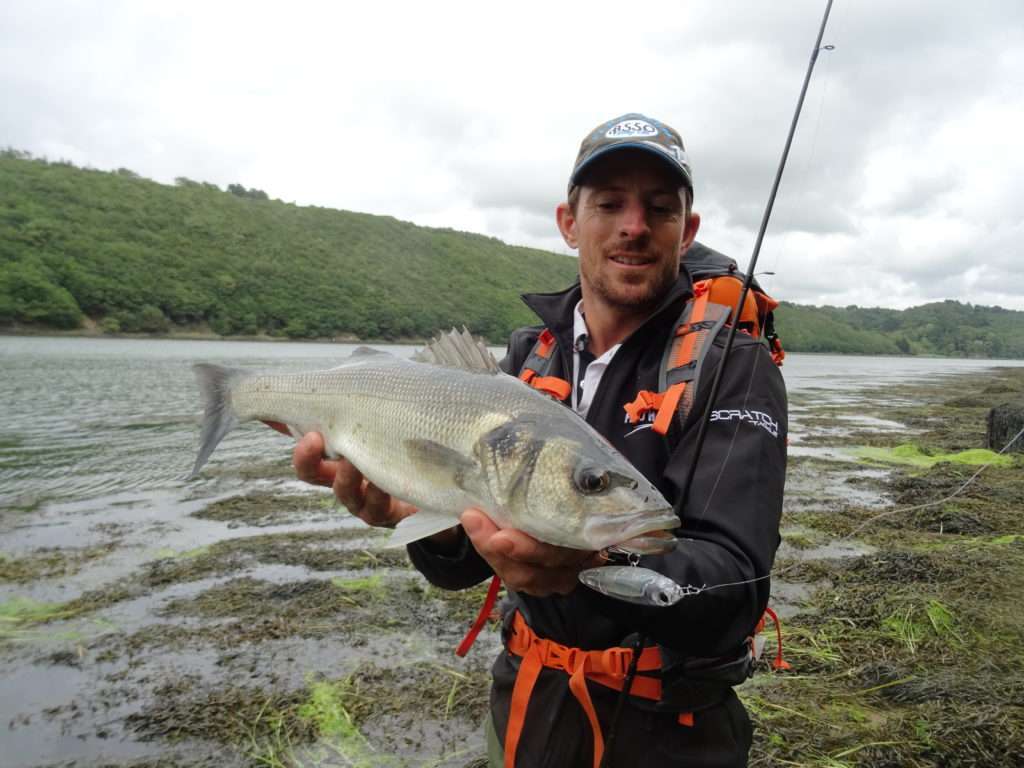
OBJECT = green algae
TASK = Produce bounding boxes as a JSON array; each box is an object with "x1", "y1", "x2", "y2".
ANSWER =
[
  {"x1": 331, "y1": 574, "x2": 385, "y2": 593},
  {"x1": 0, "y1": 597, "x2": 83, "y2": 643},
  {"x1": 289, "y1": 677, "x2": 377, "y2": 767},
  {"x1": 854, "y1": 443, "x2": 1014, "y2": 468},
  {"x1": 0, "y1": 597, "x2": 79, "y2": 625}
]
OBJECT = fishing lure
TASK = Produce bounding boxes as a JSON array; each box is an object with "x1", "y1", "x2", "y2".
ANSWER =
[{"x1": 578, "y1": 565, "x2": 704, "y2": 607}]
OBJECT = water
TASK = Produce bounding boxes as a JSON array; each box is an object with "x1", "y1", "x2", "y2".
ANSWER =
[{"x1": 2, "y1": 338, "x2": 1018, "y2": 511}]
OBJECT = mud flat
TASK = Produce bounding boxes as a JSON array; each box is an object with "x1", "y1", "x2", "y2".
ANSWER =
[
  {"x1": 2, "y1": 366, "x2": 1022, "y2": 767},
  {"x1": 752, "y1": 367, "x2": 1024, "y2": 767}
]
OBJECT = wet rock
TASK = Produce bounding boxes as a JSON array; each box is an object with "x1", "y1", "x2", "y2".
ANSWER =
[{"x1": 988, "y1": 401, "x2": 1024, "y2": 453}]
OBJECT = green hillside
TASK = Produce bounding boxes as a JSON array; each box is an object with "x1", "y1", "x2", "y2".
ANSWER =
[
  {"x1": 0, "y1": 151, "x2": 578, "y2": 342},
  {"x1": 775, "y1": 300, "x2": 1024, "y2": 358},
  {"x1": 2, "y1": 151, "x2": 1024, "y2": 357}
]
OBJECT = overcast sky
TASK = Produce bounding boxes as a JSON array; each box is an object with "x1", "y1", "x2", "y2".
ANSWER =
[{"x1": 3, "y1": 1, "x2": 1022, "y2": 310}]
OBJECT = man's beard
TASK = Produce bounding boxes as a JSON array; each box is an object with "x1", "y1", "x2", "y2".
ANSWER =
[{"x1": 588, "y1": 249, "x2": 678, "y2": 313}]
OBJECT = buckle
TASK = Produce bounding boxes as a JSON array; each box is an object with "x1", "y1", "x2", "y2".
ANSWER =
[{"x1": 599, "y1": 647, "x2": 632, "y2": 678}]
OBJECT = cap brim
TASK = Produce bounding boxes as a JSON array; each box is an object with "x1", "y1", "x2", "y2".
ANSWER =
[{"x1": 570, "y1": 142, "x2": 692, "y2": 191}]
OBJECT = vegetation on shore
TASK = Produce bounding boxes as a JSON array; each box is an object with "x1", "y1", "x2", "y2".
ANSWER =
[
  {"x1": 746, "y1": 367, "x2": 1024, "y2": 766},
  {"x1": 3, "y1": 151, "x2": 1024, "y2": 355}
]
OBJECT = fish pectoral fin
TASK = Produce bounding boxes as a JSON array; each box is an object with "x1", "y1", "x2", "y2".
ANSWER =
[
  {"x1": 403, "y1": 439, "x2": 482, "y2": 493},
  {"x1": 385, "y1": 509, "x2": 458, "y2": 548}
]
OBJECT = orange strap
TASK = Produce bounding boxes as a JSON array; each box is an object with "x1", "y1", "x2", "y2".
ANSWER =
[
  {"x1": 529, "y1": 375, "x2": 572, "y2": 401},
  {"x1": 652, "y1": 383, "x2": 686, "y2": 435},
  {"x1": 623, "y1": 281, "x2": 714, "y2": 434},
  {"x1": 518, "y1": 329, "x2": 572, "y2": 401},
  {"x1": 667, "y1": 279, "x2": 712, "y2": 369},
  {"x1": 455, "y1": 575, "x2": 503, "y2": 657},
  {"x1": 757, "y1": 606, "x2": 791, "y2": 671},
  {"x1": 504, "y1": 612, "x2": 691, "y2": 768}
]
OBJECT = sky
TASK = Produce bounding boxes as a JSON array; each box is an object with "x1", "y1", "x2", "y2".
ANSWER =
[{"x1": 2, "y1": 0, "x2": 1022, "y2": 310}]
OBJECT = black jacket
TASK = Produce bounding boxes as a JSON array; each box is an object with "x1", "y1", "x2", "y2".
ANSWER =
[{"x1": 408, "y1": 267, "x2": 787, "y2": 766}]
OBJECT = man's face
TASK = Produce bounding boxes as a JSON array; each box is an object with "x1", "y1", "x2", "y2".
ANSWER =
[{"x1": 557, "y1": 150, "x2": 700, "y2": 314}]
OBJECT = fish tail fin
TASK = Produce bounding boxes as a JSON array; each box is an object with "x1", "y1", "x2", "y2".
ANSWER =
[{"x1": 190, "y1": 363, "x2": 250, "y2": 478}]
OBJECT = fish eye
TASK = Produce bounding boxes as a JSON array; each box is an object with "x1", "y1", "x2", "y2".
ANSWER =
[{"x1": 574, "y1": 467, "x2": 610, "y2": 495}]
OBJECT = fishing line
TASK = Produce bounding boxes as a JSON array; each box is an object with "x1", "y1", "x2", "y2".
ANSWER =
[
  {"x1": 675, "y1": 415, "x2": 1024, "y2": 597},
  {"x1": 845, "y1": 422, "x2": 1024, "y2": 539},
  {"x1": 759, "y1": 8, "x2": 842, "y2": 286},
  {"x1": 677, "y1": 0, "x2": 836, "y2": 517},
  {"x1": 664, "y1": 0, "x2": 1020, "y2": 600}
]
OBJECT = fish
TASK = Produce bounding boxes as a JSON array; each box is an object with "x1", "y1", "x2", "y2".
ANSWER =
[
  {"x1": 190, "y1": 329, "x2": 680, "y2": 554},
  {"x1": 577, "y1": 565, "x2": 690, "y2": 607}
]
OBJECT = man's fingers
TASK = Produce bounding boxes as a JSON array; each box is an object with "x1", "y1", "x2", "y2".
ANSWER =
[
  {"x1": 490, "y1": 529, "x2": 595, "y2": 569},
  {"x1": 362, "y1": 482, "x2": 393, "y2": 517},
  {"x1": 460, "y1": 508, "x2": 597, "y2": 596},
  {"x1": 293, "y1": 432, "x2": 338, "y2": 487},
  {"x1": 333, "y1": 459, "x2": 366, "y2": 511},
  {"x1": 461, "y1": 509, "x2": 593, "y2": 568}
]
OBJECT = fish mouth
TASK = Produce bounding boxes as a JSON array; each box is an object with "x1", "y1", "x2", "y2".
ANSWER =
[
  {"x1": 613, "y1": 529, "x2": 678, "y2": 555},
  {"x1": 584, "y1": 505, "x2": 680, "y2": 552}
]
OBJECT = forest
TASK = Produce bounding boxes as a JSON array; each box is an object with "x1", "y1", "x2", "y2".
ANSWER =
[{"x1": 2, "y1": 151, "x2": 1023, "y2": 357}]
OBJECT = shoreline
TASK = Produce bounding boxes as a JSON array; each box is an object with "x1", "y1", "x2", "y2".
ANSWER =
[
  {"x1": 0, "y1": 327, "x2": 431, "y2": 346},
  {"x1": 3, "y1": 328, "x2": 1023, "y2": 360}
]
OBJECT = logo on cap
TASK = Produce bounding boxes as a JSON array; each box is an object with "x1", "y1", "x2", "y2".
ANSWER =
[{"x1": 605, "y1": 119, "x2": 658, "y2": 139}]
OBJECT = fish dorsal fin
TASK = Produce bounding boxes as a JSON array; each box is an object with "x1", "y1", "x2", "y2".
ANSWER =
[{"x1": 412, "y1": 327, "x2": 500, "y2": 374}]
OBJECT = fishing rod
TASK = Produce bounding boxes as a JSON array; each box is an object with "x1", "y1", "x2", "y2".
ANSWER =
[
  {"x1": 600, "y1": 7, "x2": 838, "y2": 768},
  {"x1": 676, "y1": 0, "x2": 836, "y2": 513}
]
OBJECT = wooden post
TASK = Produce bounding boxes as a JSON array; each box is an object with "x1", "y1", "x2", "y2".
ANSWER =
[{"x1": 987, "y1": 401, "x2": 1024, "y2": 453}]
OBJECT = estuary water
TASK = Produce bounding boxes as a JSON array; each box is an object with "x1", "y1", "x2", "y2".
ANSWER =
[{"x1": 2, "y1": 335, "x2": 1020, "y2": 511}]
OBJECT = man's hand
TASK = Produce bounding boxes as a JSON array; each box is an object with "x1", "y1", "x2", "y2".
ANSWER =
[
  {"x1": 460, "y1": 508, "x2": 603, "y2": 597},
  {"x1": 293, "y1": 432, "x2": 416, "y2": 529}
]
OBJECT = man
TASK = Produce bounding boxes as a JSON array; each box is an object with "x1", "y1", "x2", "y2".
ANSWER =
[{"x1": 294, "y1": 113, "x2": 787, "y2": 767}]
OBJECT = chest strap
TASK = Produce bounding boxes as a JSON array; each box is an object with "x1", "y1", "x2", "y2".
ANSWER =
[
  {"x1": 504, "y1": 611, "x2": 692, "y2": 768},
  {"x1": 517, "y1": 328, "x2": 572, "y2": 401},
  {"x1": 623, "y1": 279, "x2": 731, "y2": 435}
]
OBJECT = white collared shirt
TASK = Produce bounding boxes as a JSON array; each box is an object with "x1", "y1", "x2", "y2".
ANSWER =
[{"x1": 572, "y1": 301, "x2": 621, "y2": 419}]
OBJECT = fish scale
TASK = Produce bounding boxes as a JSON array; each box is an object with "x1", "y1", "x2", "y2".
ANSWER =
[{"x1": 190, "y1": 334, "x2": 680, "y2": 554}]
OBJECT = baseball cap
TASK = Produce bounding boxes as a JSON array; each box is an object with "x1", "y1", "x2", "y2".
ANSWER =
[{"x1": 568, "y1": 113, "x2": 693, "y2": 195}]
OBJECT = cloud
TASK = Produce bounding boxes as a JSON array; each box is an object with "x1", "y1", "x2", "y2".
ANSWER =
[{"x1": 1, "y1": 0, "x2": 1022, "y2": 309}]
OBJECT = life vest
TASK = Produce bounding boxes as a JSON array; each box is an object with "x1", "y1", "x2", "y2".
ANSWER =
[{"x1": 518, "y1": 243, "x2": 785, "y2": 436}]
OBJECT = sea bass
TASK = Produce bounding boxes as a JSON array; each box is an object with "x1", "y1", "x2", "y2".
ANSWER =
[{"x1": 190, "y1": 330, "x2": 680, "y2": 553}]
